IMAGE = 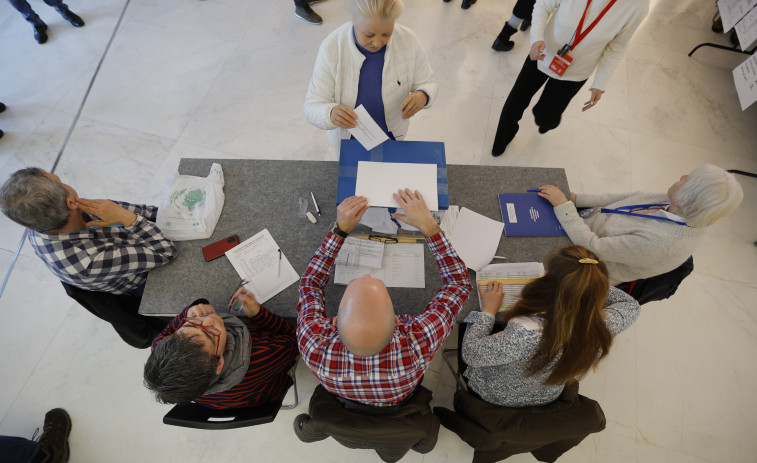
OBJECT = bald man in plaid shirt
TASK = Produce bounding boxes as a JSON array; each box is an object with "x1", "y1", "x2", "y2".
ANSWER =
[{"x1": 297, "y1": 189, "x2": 472, "y2": 407}]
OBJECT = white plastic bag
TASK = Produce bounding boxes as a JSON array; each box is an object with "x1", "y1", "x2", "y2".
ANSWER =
[{"x1": 156, "y1": 163, "x2": 225, "y2": 241}]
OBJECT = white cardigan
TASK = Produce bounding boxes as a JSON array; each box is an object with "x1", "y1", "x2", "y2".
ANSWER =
[
  {"x1": 303, "y1": 22, "x2": 438, "y2": 153},
  {"x1": 530, "y1": 0, "x2": 648, "y2": 90}
]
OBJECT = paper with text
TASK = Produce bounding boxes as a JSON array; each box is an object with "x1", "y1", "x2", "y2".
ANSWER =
[
  {"x1": 718, "y1": 0, "x2": 757, "y2": 32},
  {"x1": 477, "y1": 262, "x2": 545, "y2": 312},
  {"x1": 449, "y1": 207, "x2": 504, "y2": 271},
  {"x1": 355, "y1": 161, "x2": 439, "y2": 211},
  {"x1": 347, "y1": 105, "x2": 390, "y2": 150},
  {"x1": 335, "y1": 237, "x2": 385, "y2": 269},
  {"x1": 225, "y1": 229, "x2": 300, "y2": 304},
  {"x1": 733, "y1": 53, "x2": 757, "y2": 110},
  {"x1": 334, "y1": 243, "x2": 425, "y2": 288},
  {"x1": 735, "y1": 5, "x2": 757, "y2": 51}
]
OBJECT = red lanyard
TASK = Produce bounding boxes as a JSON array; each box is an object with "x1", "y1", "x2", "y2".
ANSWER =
[{"x1": 571, "y1": 0, "x2": 619, "y2": 50}]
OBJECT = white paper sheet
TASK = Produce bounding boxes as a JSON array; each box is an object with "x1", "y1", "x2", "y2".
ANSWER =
[
  {"x1": 347, "y1": 105, "x2": 390, "y2": 150},
  {"x1": 335, "y1": 237, "x2": 385, "y2": 269},
  {"x1": 359, "y1": 207, "x2": 399, "y2": 235},
  {"x1": 225, "y1": 229, "x2": 300, "y2": 304},
  {"x1": 733, "y1": 53, "x2": 757, "y2": 110},
  {"x1": 477, "y1": 262, "x2": 545, "y2": 311},
  {"x1": 448, "y1": 207, "x2": 504, "y2": 272},
  {"x1": 735, "y1": 5, "x2": 757, "y2": 51},
  {"x1": 334, "y1": 243, "x2": 425, "y2": 288},
  {"x1": 439, "y1": 206, "x2": 460, "y2": 235},
  {"x1": 354, "y1": 161, "x2": 439, "y2": 211},
  {"x1": 718, "y1": 0, "x2": 757, "y2": 32}
]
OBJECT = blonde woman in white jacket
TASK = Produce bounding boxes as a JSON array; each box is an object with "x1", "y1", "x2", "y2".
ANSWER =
[{"x1": 303, "y1": 0, "x2": 437, "y2": 155}]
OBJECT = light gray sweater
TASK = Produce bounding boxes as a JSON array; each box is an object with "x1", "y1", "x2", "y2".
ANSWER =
[
  {"x1": 462, "y1": 287, "x2": 640, "y2": 407},
  {"x1": 553, "y1": 192, "x2": 705, "y2": 286}
]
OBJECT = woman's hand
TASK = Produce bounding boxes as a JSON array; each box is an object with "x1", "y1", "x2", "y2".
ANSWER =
[
  {"x1": 400, "y1": 91, "x2": 428, "y2": 119},
  {"x1": 537, "y1": 185, "x2": 569, "y2": 206},
  {"x1": 479, "y1": 281, "x2": 505, "y2": 316},
  {"x1": 529, "y1": 41, "x2": 546, "y2": 61},
  {"x1": 330, "y1": 104, "x2": 358, "y2": 129},
  {"x1": 582, "y1": 88, "x2": 604, "y2": 112}
]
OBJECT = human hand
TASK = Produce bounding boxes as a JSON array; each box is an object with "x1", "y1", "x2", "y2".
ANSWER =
[
  {"x1": 336, "y1": 196, "x2": 370, "y2": 233},
  {"x1": 479, "y1": 281, "x2": 505, "y2": 316},
  {"x1": 330, "y1": 104, "x2": 358, "y2": 129},
  {"x1": 529, "y1": 41, "x2": 546, "y2": 61},
  {"x1": 570, "y1": 192, "x2": 577, "y2": 203},
  {"x1": 582, "y1": 88, "x2": 604, "y2": 112},
  {"x1": 391, "y1": 188, "x2": 440, "y2": 237},
  {"x1": 400, "y1": 91, "x2": 428, "y2": 119},
  {"x1": 537, "y1": 185, "x2": 569, "y2": 206},
  {"x1": 229, "y1": 287, "x2": 261, "y2": 318},
  {"x1": 187, "y1": 303, "x2": 217, "y2": 319},
  {"x1": 76, "y1": 198, "x2": 137, "y2": 227}
]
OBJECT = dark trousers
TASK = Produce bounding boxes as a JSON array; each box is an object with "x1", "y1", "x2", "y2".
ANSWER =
[
  {"x1": 493, "y1": 57, "x2": 586, "y2": 149},
  {"x1": 512, "y1": 0, "x2": 536, "y2": 21},
  {"x1": 6, "y1": 0, "x2": 69, "y2": 23},
  {"x1": 62, "y1": 282, "x2": 167, "y2": 349},
  {"x1": 0, "y1": 436, "x2": 44, "y2": 463}
]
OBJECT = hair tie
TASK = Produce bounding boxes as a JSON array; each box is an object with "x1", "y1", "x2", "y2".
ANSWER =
[{"x1": 578, "y1": 258, "x2": 598, "y2": 265}]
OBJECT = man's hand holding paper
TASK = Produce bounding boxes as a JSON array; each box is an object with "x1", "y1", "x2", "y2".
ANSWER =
[{"x1": 391, "y1": 188, "x2": 441, "y2": 238}]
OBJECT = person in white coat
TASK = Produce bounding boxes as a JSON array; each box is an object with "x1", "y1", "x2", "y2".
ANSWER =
[
  {"x1": 303, "y1": 0, "x2": 438, "y2": 155},
  {"x1": 492, "y1": 0, "x2": 648, "y2": 156}
]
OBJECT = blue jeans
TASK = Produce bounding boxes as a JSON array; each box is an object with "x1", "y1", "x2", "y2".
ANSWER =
[{"x1": 6, "y1": 0, "x2": 70, "y2": 23}]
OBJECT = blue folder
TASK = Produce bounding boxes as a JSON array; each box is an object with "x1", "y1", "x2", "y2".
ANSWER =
[
  {"x1": 498, "y1": 193, "x2": 567, "y2": 237},
  {"x1": 336, "y1": 139, "x2": 449, "y2": 210}
]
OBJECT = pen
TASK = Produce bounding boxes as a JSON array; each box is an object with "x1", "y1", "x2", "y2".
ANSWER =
[
  {"x1": 310, "y1": 192, "x2": 321, "y2": 216},
  {"x1": 526, "y1": 189, "x2": 542, "y2": 193},
  {"x1": 277, "y1": 249, "x2": 282, "y2": 278}
]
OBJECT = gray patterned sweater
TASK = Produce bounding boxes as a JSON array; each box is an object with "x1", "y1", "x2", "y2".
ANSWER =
[{"x1": 462, "y1": 287, "x2": 640, "y2": 407}]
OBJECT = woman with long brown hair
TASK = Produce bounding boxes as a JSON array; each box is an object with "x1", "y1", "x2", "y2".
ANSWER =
[{"x1": 461, "y1": 245, "x2": 640, "y2": 407}]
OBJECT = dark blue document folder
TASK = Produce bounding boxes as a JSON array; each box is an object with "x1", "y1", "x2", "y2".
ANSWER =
[
  {"x1": 336, "y1": 139, "x2": 449, "y2": 209},
  {"x1": 498, "y1": 193, "x2": 567, "y2": 237}
]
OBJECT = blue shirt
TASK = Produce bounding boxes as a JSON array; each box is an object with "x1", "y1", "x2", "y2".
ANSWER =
[{"x1": 353, "y1": 28, "x2": 394, "y2": 139}]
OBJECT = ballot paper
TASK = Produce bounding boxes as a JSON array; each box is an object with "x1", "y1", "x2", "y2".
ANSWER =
[
  {"x1": 334, "y1": 243, "x2": 425, "y2": 288},
  {"x1": 348, "y1": 105, "x2": 390, "y2": 150},
  {"x1": 335, "y1": 237, "x2": 385, "y2": 269},
  {"x1": 355, "y1": 161, "x2": 439, "y2": 211},
  {"x1": 718, "y1": 0, "x2": 757, "y2": 33},
  {"x1": 225, "y1": 229, "x2": 300, "y2": 304},
  {"x1": 449, "y1": 208, "x2": 504, "y2": 272},
  {"x1": 359, "y1": 207, "x2": 399, "y2": 235},
  {"x1": 733, "y1": 53, "x2": 757, "y2": 110},
  {"x1": 477, "y1": 262, "x2": 545, "y2": 312},
  {"x1": 735, "y1": 5, "x2": 757, "y2": 51}
]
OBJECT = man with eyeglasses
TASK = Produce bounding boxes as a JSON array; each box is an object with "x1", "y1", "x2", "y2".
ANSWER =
[{"x1": 143, "y1": 290, "x2": 299, "y2": 409}]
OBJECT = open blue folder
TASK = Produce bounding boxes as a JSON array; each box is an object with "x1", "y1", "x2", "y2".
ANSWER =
[
  {"x1": 498, "y1": 193, "x2": 567, "y2": 237},
  {"x1": 336, "y1": 139, "x2": 449, "y2": 210}
]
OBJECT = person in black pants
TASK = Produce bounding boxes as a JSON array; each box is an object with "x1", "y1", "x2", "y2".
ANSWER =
[
  {"x1": 6, "y1": 0, "x2": 84, "y2": 44},
  {"x1": 492, "y1": 0, "x2": 536, "y2": 51},
  {"x1": 295, "y1": 0, "x2": 326, "y2": 25}
]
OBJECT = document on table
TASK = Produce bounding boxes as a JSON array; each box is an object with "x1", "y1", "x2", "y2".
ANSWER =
[
  {"x1": 735, "y1": 5, "x2": 757, "y2": 51},
  {"x1": 476, "y1": 262, "x2": 545, "y2": 311},
  {"x1": 334, "y1": 243, "x2": 425, "y2": 288},
  {"x1": 733, "y1": 53, "x2": 757, "y2": 110},
  {"x1": 439, "y1": 206, "x2": 460, "y2": 235},
  {"x1": 225, "y1": 229, "x2": 300, "y2": 304},
  {"x1": 359, "y1": 207, "x2": 399, "y2": 235},
  {"x1": 355, "y1": 161, "x2": 439, "y2": 211},
  {"x1": 449, "y1": 207, "x2": 504, "y2": 272},
  {"x1": 335, "y1": 237, "x2": 385, "y2": 269},
  {"x1": 348, "y1": 105, "x2": 390, "y2": 150},
  {"x1": 718, "y1": 0, "x2": 757, "y2": 33}
]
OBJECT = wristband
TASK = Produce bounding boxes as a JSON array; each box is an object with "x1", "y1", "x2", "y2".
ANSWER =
[{"x1": 332, "y1": 225, "x2": 349, "y2": 239}]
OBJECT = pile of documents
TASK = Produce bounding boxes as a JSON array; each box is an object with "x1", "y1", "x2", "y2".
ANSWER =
[{"x1": 476, "y1": 262, "x2": 545, "y2": 312}]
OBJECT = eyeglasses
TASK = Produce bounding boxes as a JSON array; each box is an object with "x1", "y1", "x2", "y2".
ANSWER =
[{"x1": 182, "y1": 317, "x2": 222, "y2": 357}]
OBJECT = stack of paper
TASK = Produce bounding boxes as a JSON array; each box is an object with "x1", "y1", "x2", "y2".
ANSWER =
[
  {"x1": 448, "y1": 207, "x2": 504, "y2": 271},
  {"x1": 334, "y1": 243, "x2": 425, "y2": 288},
  {"x1": 355, "y1": 161, "x2": 439, "y2": 211},
  {"x1": 225, "y1": 229, "x2": 300, "y2": 304},
  {"x1": 477, "y1": 262, "x2": 545, "y2": 312},
  {"x1": 335, "y1": 237, "x2": 385, "y2": 269}
]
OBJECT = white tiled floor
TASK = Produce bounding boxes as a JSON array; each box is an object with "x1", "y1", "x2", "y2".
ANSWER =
[{"x1": 1, "y1": 0, "x2": 756, "y2": 461}]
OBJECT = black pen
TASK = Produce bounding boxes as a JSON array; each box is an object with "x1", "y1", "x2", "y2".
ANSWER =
[{"x1": 310, "y1": 192, "x2": 321, "y2": 216}]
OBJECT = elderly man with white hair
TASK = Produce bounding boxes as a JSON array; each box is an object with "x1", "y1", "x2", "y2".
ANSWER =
[
  {"x1": 536, "y1": 163, "x2": 744, "y2": 287},
  {"x1": 297, "y1": 190, "x2": 471, "y2": 407}
]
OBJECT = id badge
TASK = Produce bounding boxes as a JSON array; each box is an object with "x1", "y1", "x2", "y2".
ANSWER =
[{"x1": 548, "y1": 52, "x2": 573, "y2": 77}]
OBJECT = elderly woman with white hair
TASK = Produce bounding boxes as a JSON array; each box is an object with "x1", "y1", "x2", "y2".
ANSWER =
[
  {"x1": 303, "y1": 0, "x2": 437, "y2": 154},
  {"x1": 536, "y1": 164, "x2": 744, "y2": 287}
]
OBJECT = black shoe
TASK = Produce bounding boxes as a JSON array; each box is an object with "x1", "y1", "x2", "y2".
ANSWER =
[
  {"x1": 37, "y1": 408, "x2": 72, "y2": 463},
  {"x1": 295, "y1": 4, "x2": 322, "y2": 24},
  {"x1": 520, "y1": 19, "x2": 531, "y2": 31},
  {"x1": 34, "y1": 24, "x2": 48, "y2": 44},
  {"x1": 492, "y1": 23, "x2": 517, "y2": 52},
  {"x1": 443, "y1": 0, "x2": 452, "y2": 2},
  {"x1": 59, "y1": 9, "x2": 85, "y2": 27},
  {"x1": 461, "y1": 0, "x2": 476, "y2": 9},
  {"x1": 308, "y1": 0, "x2": 326, "y2": 3},
  {"x1": 0, "y1": 102, "x2": 6, "y2": 113}
]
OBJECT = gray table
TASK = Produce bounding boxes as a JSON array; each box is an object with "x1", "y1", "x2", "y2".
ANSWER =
[{"x1": 140, "y1": 159, "x2": 570, "y2": 319}]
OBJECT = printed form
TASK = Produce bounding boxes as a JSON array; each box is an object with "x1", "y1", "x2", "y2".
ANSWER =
[
  {"x1": 477, "y1": 262, "x2": 545, "y2": 311},
  {"x1": 334, "y1": 243, "x2": 425, "y2": 288},
  {"x1": 335, "y1": 237, "x2": 385, "y2": 269}
]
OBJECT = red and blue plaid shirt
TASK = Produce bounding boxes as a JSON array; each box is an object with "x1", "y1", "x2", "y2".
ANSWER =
[{"x1": 297, "y1": 231, "x2": 471, "y2": 407}]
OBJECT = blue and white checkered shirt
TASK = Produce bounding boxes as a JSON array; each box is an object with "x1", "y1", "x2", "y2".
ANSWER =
[{"x1": 28, "y1": 201, "x2": 178, "y2": 295}]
